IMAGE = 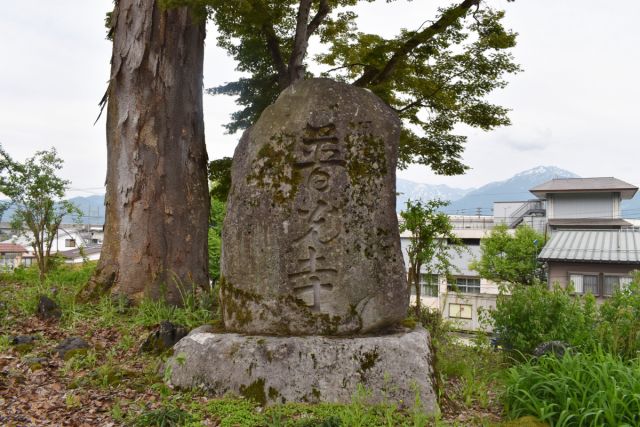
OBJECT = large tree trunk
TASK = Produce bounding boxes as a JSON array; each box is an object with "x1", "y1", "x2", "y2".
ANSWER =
[{"x1": 82, "y1": 0, "x2": 208, "y2": 305}]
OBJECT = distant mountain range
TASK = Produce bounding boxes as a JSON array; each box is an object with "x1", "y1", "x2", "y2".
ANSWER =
[
  {"x1": 398, "y1": 165, "x2": 640, "y2": 217},
  {"x1": 2, "y1": 166, "x2": 640, "y2": 224},
  {"x1": 396, "y1": 180, "x2": 472, "y2": 213}
]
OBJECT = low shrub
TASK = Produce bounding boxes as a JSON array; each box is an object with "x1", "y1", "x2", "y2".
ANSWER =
[
  {"x1": 596, "y1": 279, "x2": 640, "y2": 359},
  {"x1": 483, "y1": 284, "x2": 598, "y2": 355},
  {"x1": 504, "y1": 348, "x2": 640, "y2": 426},
  {"x1": 408, "y1": 305, "x2": 452, "y2": 345}
]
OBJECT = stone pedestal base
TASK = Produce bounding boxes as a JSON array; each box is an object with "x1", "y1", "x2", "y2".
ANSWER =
[{"x1": 165, "y1": 327, "x2": 438, "y2": 414}]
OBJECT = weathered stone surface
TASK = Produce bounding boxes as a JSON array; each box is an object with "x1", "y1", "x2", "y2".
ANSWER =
[
  {"x1": 188, "y1": 324, "x2": 215, "y2": 335},
  {"x1": 166, "y1": 327, "x2": 437, "y2": 413},
  {"x1": 222, "y1": 78, "x2": 408, "y2": 335}
]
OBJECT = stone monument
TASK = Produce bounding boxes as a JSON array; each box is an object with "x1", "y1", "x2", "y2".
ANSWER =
[{"x1": 166, "y1": 79, "x2": 437, "y2": 413}]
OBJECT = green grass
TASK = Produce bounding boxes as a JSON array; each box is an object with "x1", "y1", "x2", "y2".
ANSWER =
[
  {"x1": 0, "y1": 264, "x2": 526, "y2": 426},
  {"x1": 0, "y1": 263, "x2": 214, "y2": 333},
  {"x1": 439, "y1": 339, "x2": 505, "y2": 410},
  {"x1": 127, "y1": 393, "x2": 441, "y2": 427},
  {"x1": 504, "y1": 347, "x2": 640, "y2": 426}
]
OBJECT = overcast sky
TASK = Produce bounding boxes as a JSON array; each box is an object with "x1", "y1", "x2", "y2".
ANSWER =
[{"x1": 1, "y1": 1, "x2": 639, "y2": 197}]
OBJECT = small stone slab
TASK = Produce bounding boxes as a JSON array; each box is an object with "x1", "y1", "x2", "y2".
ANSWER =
[{"x1": 166, "y1": 327, "x2": 438, "y2": 414}]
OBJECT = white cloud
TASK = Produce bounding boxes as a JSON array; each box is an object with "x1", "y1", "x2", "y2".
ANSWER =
[{"x1": 1, "y1": 0, "x2": 639, "y2": 196}]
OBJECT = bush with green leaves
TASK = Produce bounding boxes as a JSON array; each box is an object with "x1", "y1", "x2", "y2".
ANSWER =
[
  {"x1": 484, "y1": 284, "x2": 598, "y2": 355},
  {"x1": 504, "y1": 348, "x2": 640, "y2": 426},
  {"x1": 596, "y1": 276, "x2": 640, "y2": 360},
  {"x1": 407, "y1": 305, "x2": 452, "y2": 346}
]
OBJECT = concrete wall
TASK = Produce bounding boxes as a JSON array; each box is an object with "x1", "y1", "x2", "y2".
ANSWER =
[
  {"x1": 439, "y1": 292, "x2": 497, "y2": 332},
  {"x1": 549, "y1": 193, "x2": 617, "y2": 219},
  {"x1": 64, "y1": 251, "x2": 101, "y2": 264},
  {"x1": 401, "y1": 227, "x2": 501, "y2": 333}
]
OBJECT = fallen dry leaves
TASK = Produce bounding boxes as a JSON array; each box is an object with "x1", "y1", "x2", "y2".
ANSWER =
[{"x1": 0, "y1": 311, "x2": 157, "y2": 426}]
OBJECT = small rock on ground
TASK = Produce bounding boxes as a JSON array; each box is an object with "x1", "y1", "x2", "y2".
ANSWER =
[
  {"x1": 36, "y1": 295, "x2": 62, "y2": 320},
  {"x1": 11, "y1": 335, "x2": 39, "y2": 345},
  {"x1": 532, "y1": 341, "x2": 570, "y2": 358},
  {"x1": 54, "y1": 337, "x2": 90, "y2": 360},
  {"x1": 140, "y1": 321, "x2": 188, "y2": 354}
]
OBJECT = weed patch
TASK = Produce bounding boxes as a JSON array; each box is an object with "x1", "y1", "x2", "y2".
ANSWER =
[{"x1": 504, "y1": 348, "x2": 640, "y2": 426}]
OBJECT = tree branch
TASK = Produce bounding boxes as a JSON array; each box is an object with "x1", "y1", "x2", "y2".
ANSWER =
[
  {"x1": 393, "y1": 98, "x2": 425, "y2": 114},
  {"x1": 261, "y1": 22, "x2": 289, "y2": 88},
  {"x1": 288, "y1": 0, "x2": 313, "y2": 85},
  {"x1": 250, "y1": 1, "x2": 288, "y2": 88},
  {"x1": 306, "y1": 0, "x2": 330, "y2": 40},
  {"x1": 324, "y1": 62, "x2": 368, "y2": 74},
  {"x1": 353, "y1": 0, "x2": 481, "y2": 88}
]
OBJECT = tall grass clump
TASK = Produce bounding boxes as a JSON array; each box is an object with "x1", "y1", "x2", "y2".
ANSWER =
[
  {"x1": 504, "y1": 348, "x2": 640, "y2": 426},
  {"x1": 133, "y1": 282, "x2": 216, "y2": 330}
]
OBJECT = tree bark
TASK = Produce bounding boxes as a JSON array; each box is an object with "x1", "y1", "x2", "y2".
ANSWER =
[
  {"x1": 414, "y1": 262, "x2": 422, "y2": 318},
  {"x1": 82, "y1": 0, "x2": 208, "y2": 305}
]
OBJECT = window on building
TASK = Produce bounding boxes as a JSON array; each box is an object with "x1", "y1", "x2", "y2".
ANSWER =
[
  {"x1": 65, "y1": 239, "x2": 76, "y2": 248},
  {"x1": 410, "y1": 274, "x2": 439, "y2": 297},
  {"x1": 421, "y1": 274, "x2": 439, "y2": 297},
  {"x1": 603, "y1": 276, "x2": 633, "y2": 296},
  {"x1": 449, "y1": 303, "x2": 472, "y2": 319},
  {"x1": 569, "y1": 274, "x2": 598, "y2": 295},
  {"x1": 0, "y1": 254, "x2": 16, "y2": 270},
  {"x1": 448, "y1": 277, "x2": 481, "y2": 294},
  {"x1": 22, "y1": 258, "x2": 33, "y2": 267}
]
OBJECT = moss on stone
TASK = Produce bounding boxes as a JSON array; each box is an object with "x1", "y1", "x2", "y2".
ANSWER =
[
  {"x1": 401, "y1": 318, "x2": 417, "y2": 329},
  {"x1": 360, "y1": 349, "x2": 380, "y2": 372},
  {"x1": 28, "y1": 362, "x2": 43, "y2": 371},
  {"x1": 13, "y1": 343, "x2": 34, "y2": 354},
  {"x1": 344, "y1": 128, "x2": 387, "y2": 185},
  {"x1": 239, "y1": 378, "x2": 267, "y2": 405},
  {"x1": 246, "y1": 132, "x2": 301, "y2": 205},
  {"x1": 356, "y1": 347, "x2": 380, "y2": 382},
  {"x1": 219, "y1": 276, "x2": 261, "y2": 329},
  {"x1": 268, "y1": 386, "x2": 280, "y2": 400}
]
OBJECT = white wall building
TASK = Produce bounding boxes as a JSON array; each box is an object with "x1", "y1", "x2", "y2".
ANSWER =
[
  {"x1": 400, "y1": 217, "x2": 503, "y2": 332},
  {"x1": 0, "y1": 223, "x2": 104, "y2": 261}
]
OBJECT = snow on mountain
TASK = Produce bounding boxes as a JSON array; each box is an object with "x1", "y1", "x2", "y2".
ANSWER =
[
  {"x1": 443, "y1": 166, "x2": 579, "y2": 215},
  {"x1": 396, "y1": 166, "x2": 583, "y2": 215},
  {"x1": 396, "y1": 179, "x2": 472, "y2": 212}
]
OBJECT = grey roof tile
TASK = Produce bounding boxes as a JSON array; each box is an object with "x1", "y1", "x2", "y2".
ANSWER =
[{"x1": 539, "y1": 229, "x2": 640, "y2": 263}]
